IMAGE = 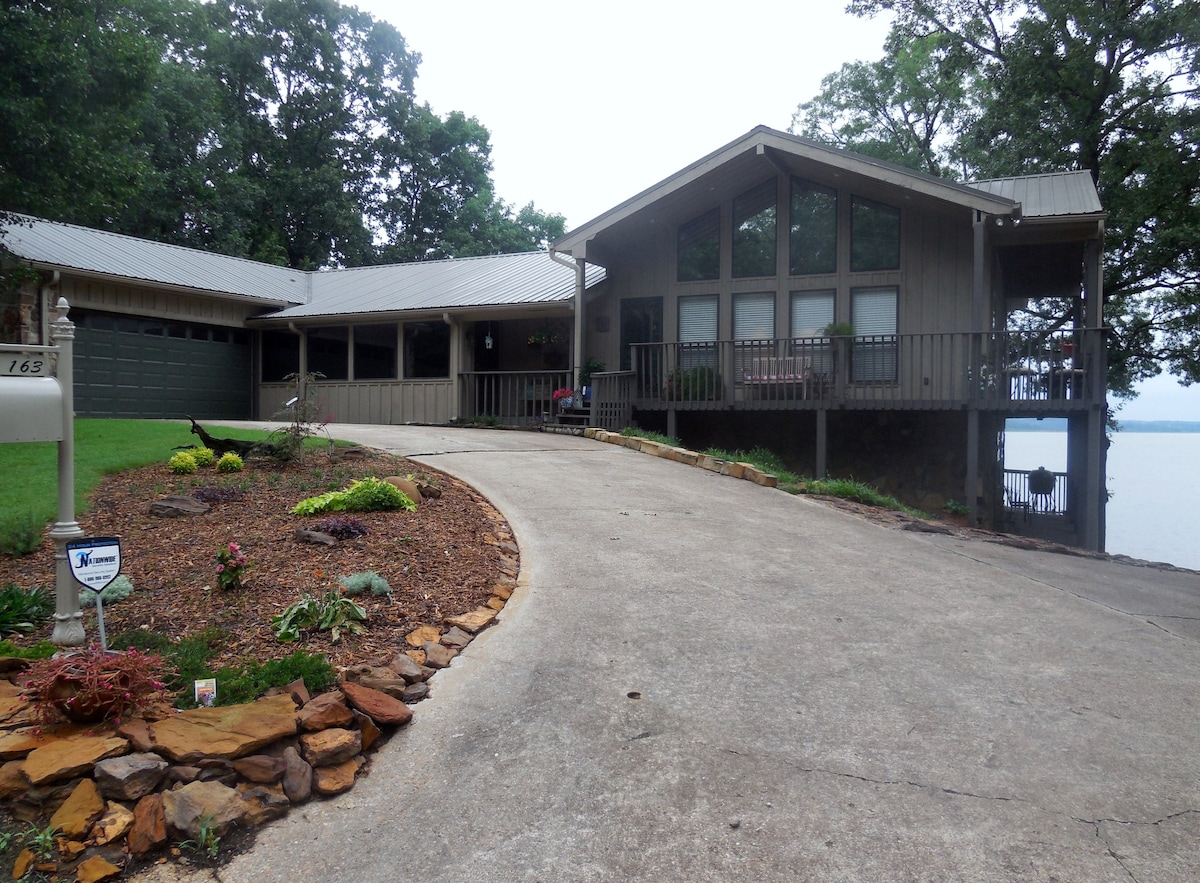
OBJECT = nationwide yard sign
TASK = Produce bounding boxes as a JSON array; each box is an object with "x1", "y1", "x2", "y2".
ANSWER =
[{"x1": 66, "y1": 536, "x2": 122, "y2": 649}]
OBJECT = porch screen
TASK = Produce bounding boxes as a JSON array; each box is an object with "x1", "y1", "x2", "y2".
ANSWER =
[
  {"x1": 851, "y1": 286, "x2": 898, "y2": 382},
  {"x1": 679, "y1": 294, "x2": 718, "y2": 370}
]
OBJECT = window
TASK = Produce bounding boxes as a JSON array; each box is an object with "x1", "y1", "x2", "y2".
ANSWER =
[
  {"x1": 734, "y1": 293, "x2": 775, "y2": 341},
  {"x1": 404, "y1": 321, "x2": 450, "y2": 378},
  {"x1": 354, "y1": 323, "x2": 398, "y2": 380},
  {"x1": 620, "y1": 297, "x2": 663, "y2": 372},
  {"x1": 261, "y1": 330, "x2": 300, "y2": 382},
  {"x1": 790, "y1": 179, "x2": 837, "y2": 275},
  {"x1": 677, "y1": 209, "x2": 720, "y2": 281},
  {"x1": 732, "y1": 180, "x2": 777, "y2": 278},
  {"x1": 307, "y1": 326, "x2": 349, "y2": 380},
  {"x1": 851, "y1": 286, "x2": 898, "y2": 382},
  {"x1": 678, "y1": 294, "x2": 718, "y2": 370},
  {"x1": 790, "y1": 290, "x2": 835, "y2": 337},
  {"x1": 851, "y1": 197, "x2": 900, "y2": 271}
]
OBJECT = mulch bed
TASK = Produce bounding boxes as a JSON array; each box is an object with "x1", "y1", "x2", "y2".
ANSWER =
[{"x1": 0, "y1": 448, "x2": 511, "y2": 673}]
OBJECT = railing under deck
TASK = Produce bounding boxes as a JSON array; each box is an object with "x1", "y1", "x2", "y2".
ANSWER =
[{"x1": 620, "y1": 329, "x2": 1102, "y2": 413}]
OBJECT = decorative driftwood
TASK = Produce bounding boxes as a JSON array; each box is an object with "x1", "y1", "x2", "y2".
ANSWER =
[{"x1": 187, "y1": 416, "x2": 261, "y2": 458}]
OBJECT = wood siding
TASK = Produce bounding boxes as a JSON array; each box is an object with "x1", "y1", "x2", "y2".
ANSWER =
[
  {"x1": 258, "y1": 380, "x2": 454, "y2": 425},
  {"x1": 57, "y1": 276, "x2": 268, "y2": 328}
]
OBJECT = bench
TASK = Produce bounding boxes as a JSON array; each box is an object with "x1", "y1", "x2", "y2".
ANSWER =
[{"x1": 742, "y1": 356, "x2": 816, "y2": 399}]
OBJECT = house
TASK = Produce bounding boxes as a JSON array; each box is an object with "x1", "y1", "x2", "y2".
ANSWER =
[
  {"x1": 550, "y1": 127, "x2": 1107, "y2": 550},
  {"x1": 0, "y1": 126, "x2": 1107, "y2": 550},
  {"x1": 0, "y1": 215, "x2": 602, "y2": 425}
]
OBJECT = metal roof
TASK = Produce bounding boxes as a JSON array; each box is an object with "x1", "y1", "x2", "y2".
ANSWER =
[
  {"x1": 969, "y1": 170, "x2": 1103, "y2": 218},
  {"x1": 553, "y1": 126, "x2": 1022, "y2": 259},
  {"x1": 264, "y1": 252, "x2": 604, "y2": 321},
  {"x1": 1, "y1": 214, "x2": 307, "y2": 304}
]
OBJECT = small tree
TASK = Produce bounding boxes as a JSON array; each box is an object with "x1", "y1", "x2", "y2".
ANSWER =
[{"x1": 266, "y1": 372, "x2": 330, "y2": 464}]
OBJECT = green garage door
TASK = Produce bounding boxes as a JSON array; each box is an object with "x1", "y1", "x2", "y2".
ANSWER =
[{"x1": 73, "y1": 311, "x2": 252, "y2": 419}]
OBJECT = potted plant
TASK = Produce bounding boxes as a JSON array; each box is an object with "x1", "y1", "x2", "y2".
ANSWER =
[
  {"x1": 552, "y1": 387, "x2": 575, "y2": 411},
  {"x1": 23, "y1": 645, "x2": 174, "y2": 724}
]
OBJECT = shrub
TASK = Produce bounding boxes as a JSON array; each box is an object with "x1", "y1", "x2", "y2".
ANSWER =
[
  {"x1": 292, "y1": 477, "x2": 414, "y2": 515},
  {"x1": 212, "y1": 652, "x2": 335, "y2": 705},
  {"x1": 79, "y1": 574, "x2": 134, "y2": 608},
  {"x1": 0, "y1": 512, "x2": 45, "y2": 557},
  {"x1": 192, "y1": 486, "x2": 246, "y2": 503},
  {"x1": 189, "y1": 447, "x2": 216, "y2": 467},
  {"x1": 313, "y1": 515, "x2": 369, "y2": 540},
  {"x1": 22, "y1": 645, "x2": 174, "y2": 724},
  {"x1": 216, "y1": 452, "x2": 244, "y2": 473},
  {"x1": 214, "y1": 542, "x2": 251, "y2": 590},
  {"x1": 0, "y1": 639, "x2": 57, "y2": 659},
  {"x1": 338, "y1": 570, "x2": 391, "y2": 597},
  {"x1": 168, "y1": 451, "x2": 198, "y2": 474},
  {"x1": 272, "y1": 591, "x2": 367, "y2": 643},
  {"x1": 0, "y1": 584, "x2": 53, "y2": 636}
]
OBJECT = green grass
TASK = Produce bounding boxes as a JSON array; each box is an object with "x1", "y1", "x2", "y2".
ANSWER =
[
  {"x1": 0, "y1": 419, "x2": 280, "y2": 527},
  {"x1": 619, "y1": 427, "x2": 682, "y2": 447},
  {"x1": 700, "y1": 445, "x2": 804, "y2": 489}
]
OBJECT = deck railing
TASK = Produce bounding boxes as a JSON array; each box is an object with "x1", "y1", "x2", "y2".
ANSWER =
[
  {"x1": 624, "y1": 328, "x2": 1102, "y2": 411},
  {"x1": 459, "y1": 370, "x2": 572, "y2": 426},
  {"x1": 1002, "y1": 467, "x2": 1068, "y2": 516}
]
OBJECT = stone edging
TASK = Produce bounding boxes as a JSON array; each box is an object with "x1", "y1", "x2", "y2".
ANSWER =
[{"x1": 580, "y1": 428, "x2": 780, "y2": 488}]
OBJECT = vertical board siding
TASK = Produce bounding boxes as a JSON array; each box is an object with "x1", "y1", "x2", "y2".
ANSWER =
[{"x1": 256, "y1": 380, "x2": 452, "y2": 425}]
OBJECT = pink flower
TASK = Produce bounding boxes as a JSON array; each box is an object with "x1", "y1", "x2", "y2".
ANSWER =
[{"x1": 216, "y1": 564, "x2": 225, "y2": 572}]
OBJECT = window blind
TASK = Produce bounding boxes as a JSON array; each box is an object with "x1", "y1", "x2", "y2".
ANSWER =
[
  {"x1": 733, "y1": 293, "x2": 775, "y2": 340},
  {"x1": 679, "y1": 295, "x2": 719, "y2": 342},
  {"x1": 790, "y1": 290, "x2": 835, "y2": 336}
]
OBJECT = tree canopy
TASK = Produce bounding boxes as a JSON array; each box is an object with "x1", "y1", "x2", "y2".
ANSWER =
[
  {"x1": 792, "y1": 0, "x2": 1200, "y2": 396},
  {"x1": 0, "y1": 0, "x2": 565, "y2": 269}
]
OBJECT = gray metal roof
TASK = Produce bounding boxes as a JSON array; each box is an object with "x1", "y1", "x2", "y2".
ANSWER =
[
  {"x1": 969, "y1": 170, "x2": 1103, "y2": 218},
  {"x1": 1, "y1": 214, "x2": 307, "y2": 304},
  {"x1": 266, "y1": 251, "x2": 604, "y2": 321}
]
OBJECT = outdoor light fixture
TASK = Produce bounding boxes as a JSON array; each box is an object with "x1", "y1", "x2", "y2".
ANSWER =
[{"x1": 485, "y1": 322, "x2": 494, "y2": 349}]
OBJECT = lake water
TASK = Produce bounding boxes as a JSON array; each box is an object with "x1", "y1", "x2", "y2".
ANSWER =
[{"x1": 1005, "y1": 430, "x2": 1200, "y2": 570}]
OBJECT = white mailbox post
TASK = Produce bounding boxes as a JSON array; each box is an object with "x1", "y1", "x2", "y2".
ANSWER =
[{"x1": 0, "y1": 297, "x2": 85, "y2": 645}]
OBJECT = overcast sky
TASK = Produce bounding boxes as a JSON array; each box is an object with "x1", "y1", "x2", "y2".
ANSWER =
[{"x1": 355, "y1": 0, "x2": 1198, "y2": 422}]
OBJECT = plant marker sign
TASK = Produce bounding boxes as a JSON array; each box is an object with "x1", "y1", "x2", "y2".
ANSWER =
[{"x1": 66, "y1": 536, "x2": 122, "y2": 650}]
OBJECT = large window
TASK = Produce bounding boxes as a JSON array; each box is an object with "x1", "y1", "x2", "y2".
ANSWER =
[
  {"x1": 851, "y1": 197, "x2": 900, "y2": 271},
  {"x1": 678, "y1": 294, "x2": 718, "y2": 370},
  {"x1": 307, "y1": 326, "x2": 349, "y2": 380},
  {"x1": 404, "y1": 321, "x2": 450, "y2": 378},
  {"x1": 354, "y1": 323, "x2": 398, "y2": 380},
  {"x1": 790, "y1": 290, "x2": 835, "y2": 337},
  {"x1": 261, "y1": 330, "x2": 300, "y2": 382},
  {"x1": 677, "y1": 209, "x2": 720, "y2": 281},
  {"x1": 732, "y1": 180, "x2": 777, "y2": 278},
  {"x1": 733, "y1": 293, "x2": 775, "y2": 340},
  {"x1": 790, "y1": 179, "x2": 837, "y2": 275},
  {"x1": 852, "y1": 286, "x2": 898, "y2": 382}
]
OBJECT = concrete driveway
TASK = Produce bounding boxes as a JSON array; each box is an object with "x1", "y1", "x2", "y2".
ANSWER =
[{"x1": 213, "y1": 424, "x2": 1200, "y2": 882}]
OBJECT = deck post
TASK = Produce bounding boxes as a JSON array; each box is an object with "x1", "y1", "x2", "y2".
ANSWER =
[
  {"x1": 966, "y1": 409, "x2": 980, "y2": 528},
  {"x1": 815, "y1": 409, "x2": 827, "y2": 479}
]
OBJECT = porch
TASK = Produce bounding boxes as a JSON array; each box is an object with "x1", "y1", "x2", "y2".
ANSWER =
[{"x1": 586, "y1": 328, "x2": 1103, "y2": 423}]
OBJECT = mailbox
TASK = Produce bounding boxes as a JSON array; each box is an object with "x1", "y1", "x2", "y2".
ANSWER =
[{"x1": 0, "y1": 376, "x2": 64, "y2": 442}]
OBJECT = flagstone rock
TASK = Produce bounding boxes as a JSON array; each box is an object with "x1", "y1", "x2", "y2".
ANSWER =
[
  {"x1": 148, "y1": 693, "x2": 297, "y2": 763},
  {"x1": 91, "y1": 800, "x2": 136, "y2": 846},
  {"x1": 341, "y1": 681, "x2": 413, "y2": 727},
  {"x1": 127, "y1": 794, "x2": 168, "y2": 856},
  {"x1": 402, "y1": 682, "x2": 429, "y2": 703},
  {"x1": 76, "y1": 855, "x2": 122, "y2": 883},
  {"x1": 296, "y1": 691, "x2": 353, "y2": 731},
  {"x1": 383, "y1": 475, "x2": 423, "y2": 508},
  {"x1": 312, "y1": 757, "x2": 360, "y2": 796},
  {"x1": 114, "y1": 719, "x2": 155, "y2": 753},
  {"x1": 161, "y1": 780, "x2": 248, "y2": 838},
  {"x1": 236, "y1": 782, "x2": 290, "y2": 826},
  {"x1": 486, "y1": 596, "x2": 505, "y2": 611},
  {"x1": 405, "y1": 648, "x2": 427, "y2": 666},
  {"x1": 386, "y1": 652, "x2": 428, "y2": 684},
  {"x1": 492, "y1": 580, "x2": 514, "y2": 600},
  {"x1": 299, "y1": 728, "x2": 361, "y2": 767},
  {"x1": 11, "y1": 848, "x2": 35, "y2": 880},
  {"x1": 0, "y1": 728, "x2": 60, "y2": 761},
  {"x1": 23, "y1": 735, "x2": 129, "y2": 786},
  {"x1": 148, "y1": 495, "x2": 210, "y2": 517},
  {"x1": 265, "y1": 677, "x2": 310, "y2": 707},
  {"x1": 340, "y1": 665, "x2": 407, "y2": 700},
  {"x1": 93, "y1": 752, "x2": 167, "y2": 801},
  {"x1": 440, "y1": 626, "x2": 473, "y2": 649},
  {"x1": 294, "y1": 528, "x2": 337, "y2": 546},
  {"x1": 444, "y1": 607, "x2": 497, "y2": 634},
  {"x1": 231, "y1": 754, "x2": 286, "y2": 784},
  {"x1": 406, "y1": 625, "x2": 441, "y2": 647},
  {"x1": 49, "y1": 778, "x2": 105, "y2": 839},
  {"x1": 280, "y1": 746, "x2": 312, "y2": 804},
  {"x1": 350, "y1": 710, "x2": 382, "y2": 751},
  {"x1": 0, "y1": 759, "x2": 27, "y2": 799},
  {"x1": 421, "y1": 642, "x2": 457, "y2": 669}
]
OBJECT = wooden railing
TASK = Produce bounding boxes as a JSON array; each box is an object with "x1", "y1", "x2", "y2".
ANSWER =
[
  {"x1": 1002, "y1": 467, "x2": 1068, "y2": 516},
  {"x1": 624, "y1": 328, "x2": 1103, "y2": 412},
  {"x1": 459, "y1": 370, "x2": 571, "y2": 426}
]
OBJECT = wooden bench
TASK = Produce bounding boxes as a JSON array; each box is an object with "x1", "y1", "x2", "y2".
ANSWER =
[{"x1": 742, "y1": 356, "x2": 815, "y2": 399}]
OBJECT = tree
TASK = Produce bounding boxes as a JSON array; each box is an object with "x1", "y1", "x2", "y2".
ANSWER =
[{"x1": 796, "y1": 0, "x2": 1200, "y2": 395}]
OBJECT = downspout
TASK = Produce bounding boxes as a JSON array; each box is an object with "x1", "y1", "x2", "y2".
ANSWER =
[
  {"x1": 286, "y1": 321, "x2": 306, "y2": 416},
  {"x1": 550, "y1": 247, "x2": 585, "y2": 389}
]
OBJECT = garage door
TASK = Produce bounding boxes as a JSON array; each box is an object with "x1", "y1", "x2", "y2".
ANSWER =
[{"x1": 73, "y1": 310, "x2": 252, "y2": 419}]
